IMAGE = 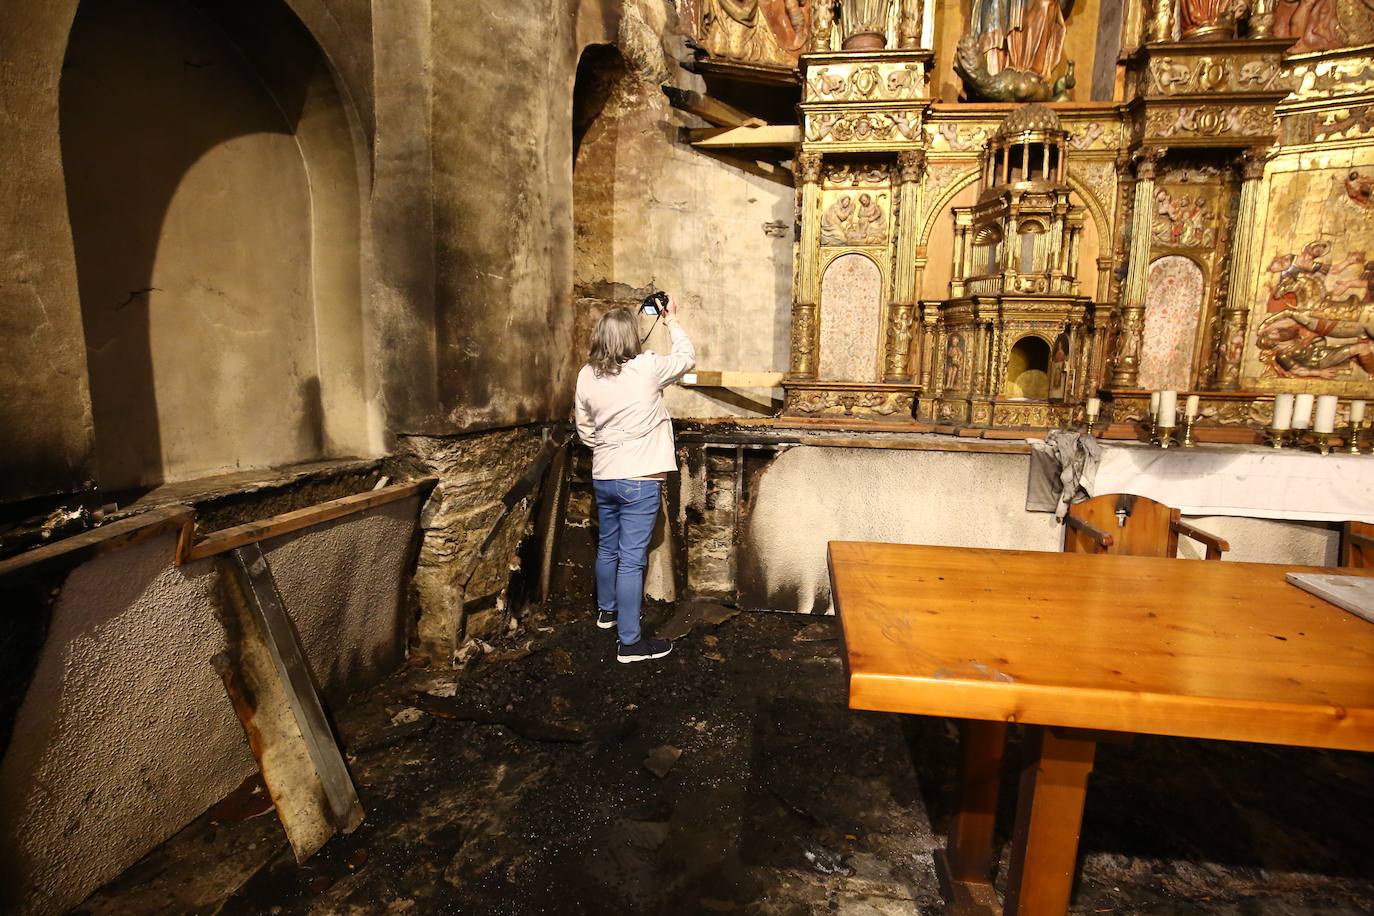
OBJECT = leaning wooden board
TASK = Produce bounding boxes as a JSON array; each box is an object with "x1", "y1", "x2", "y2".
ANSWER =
[{"x1": 1288, "y1": 572, "x2": 1374, "y2": 625}]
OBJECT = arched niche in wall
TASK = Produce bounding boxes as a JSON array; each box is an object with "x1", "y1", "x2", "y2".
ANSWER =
[
  {"x1": 818, "y1": 253, "x2": 884, "y2": 382},
  {"x1": 1138, "y1": 254, "x2": 1206, "y2": 391},
  {"x1": 1006, "y1": 335, "x2": 1051, "y2": 399},
  {"x1": 61, "y1": 0, "x2": 368, "y2": 492}
]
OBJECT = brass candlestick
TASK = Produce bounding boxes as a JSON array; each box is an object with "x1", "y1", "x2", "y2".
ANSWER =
[
  {"x1": 1349, "y1": 421, "x2": 1365, "y2": 455},
  {"x1": 1297, "y1": 430, "x2": 1332, "y2": 455},
  {"x1": 1181, "y1": 415, "x2": 1197, "y2": 448},
  {"x1": 1157, "y1": 424, "x2": 1176, "y2": 449},
  {"x1": 1265, "y1": 427, "x2": 1289, "y2": 449}
]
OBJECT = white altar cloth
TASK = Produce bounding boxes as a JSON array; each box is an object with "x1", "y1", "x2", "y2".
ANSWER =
[{"x1": 1091, "y1": 442, "x2": 1374, "y2": 523}]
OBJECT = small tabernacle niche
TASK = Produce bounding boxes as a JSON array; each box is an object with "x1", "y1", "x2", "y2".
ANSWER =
[{"x1": 1006, "y1": 336, "x2": 1051, "y2": 399}]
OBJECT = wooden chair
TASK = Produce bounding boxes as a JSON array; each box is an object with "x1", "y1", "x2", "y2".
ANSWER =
[
  {"x1": 1340, "y1": 521, "x2": 1374, "y2": 568},
  {"x1": 1063, "y1": 494, "x2": 1230, "y2": 560}
]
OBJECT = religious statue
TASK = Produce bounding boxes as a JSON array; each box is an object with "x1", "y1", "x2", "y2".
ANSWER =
[
  {"x1": 955, "y1": 0, "x2": 1076, "y2": 102},
  {"x1": 1179, "y1": 0, "x2": 1247, "y2": 39},
  {"x1": 701, "y1": 0, "x2": 812, "y2": 66},
  {"x1": 945, "y1": 334, "x2": 967, "y2": 390}
]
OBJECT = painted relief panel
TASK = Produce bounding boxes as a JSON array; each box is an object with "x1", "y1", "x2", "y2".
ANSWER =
[
  {"x1": 1139, "y1": 255, "x2": 1205, "y2": 390},
  {"x1": 1243, "y1": 153, "x2": 1374, "y2": 393},
  {"x1": 819, "y1": 191, "x2": 890, "y2": 246},
  {"x1": 820, "y1": 162, "x2": 892, "y2": 249},
  {"x1": 819, "y1": 253, "x2": 883, "y2": 382},
  {"x1": 1152, "y1": 188, "x2": 1217, "y2": 249},
  {"x1": 1274, "y1": 0, "x2": 1374, "y2": 53}
]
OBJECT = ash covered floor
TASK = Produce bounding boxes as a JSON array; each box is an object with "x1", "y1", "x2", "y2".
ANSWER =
[{"x1": 80, "y1": 604, "x2": 1374, "y2": 915}]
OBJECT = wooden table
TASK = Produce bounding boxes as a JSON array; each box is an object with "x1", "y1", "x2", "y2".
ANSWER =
[{"x1": 828, "y1": 541, "x2": 1374, "y2": 915}]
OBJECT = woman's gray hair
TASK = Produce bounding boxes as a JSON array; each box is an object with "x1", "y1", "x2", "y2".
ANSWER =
[{"x1": 588, "y1": 307, "x2": 641, "y2": 377}]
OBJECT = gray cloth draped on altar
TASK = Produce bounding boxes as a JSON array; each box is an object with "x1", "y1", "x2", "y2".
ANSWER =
[{"x1": 1026, "y1": 430, "x2": 1101, "y2": 520}]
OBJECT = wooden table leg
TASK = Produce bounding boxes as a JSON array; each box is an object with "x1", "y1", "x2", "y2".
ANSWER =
[
  {"x1": 935, "y1": 719, "x2": 1007, "y2": 915},
  {"x1": 1002, "y1": 726, "x2": 1097, "y2": 916}
]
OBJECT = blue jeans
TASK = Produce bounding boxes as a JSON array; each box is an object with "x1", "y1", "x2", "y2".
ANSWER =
[{"x1": 593, "y1": 478, "x2": 662, "y2": 645}]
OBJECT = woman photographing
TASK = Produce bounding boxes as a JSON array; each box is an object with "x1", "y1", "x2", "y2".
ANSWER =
[{"x1": 574, "y1": 293, "x2": 695, "y2": 663}]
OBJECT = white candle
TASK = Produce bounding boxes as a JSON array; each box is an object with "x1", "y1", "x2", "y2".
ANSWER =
[
  {"x1": 1293, "y1": 393, "x2": 1315, "y2": 430},
  {"x1": 1158, "y1": 390, "x2": 1178, "y2": 427},
  {"x1": 1185, "y1": 394, "x2": 1200, "y2": 419},
  {"x1": 1086, "y1": 396, "x2": 1101, "y2": 421},
  {"x1": 1272, "y1": 393, "x2": 1294, "y2": 430},
  {"x1": 1352, "y1": 400, "x2": 1367, "y2": 424},
  {"x1": 1314, "y1": 394, "x2": 1338, "y2": 434},
  {"x1": 1150, "y1": 391, "x2": 1161, "y2": 418}
]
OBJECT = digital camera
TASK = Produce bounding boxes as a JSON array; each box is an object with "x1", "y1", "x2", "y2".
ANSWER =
[{"x1": 640, "y1": 291, "x2": 669, "y2": 316}]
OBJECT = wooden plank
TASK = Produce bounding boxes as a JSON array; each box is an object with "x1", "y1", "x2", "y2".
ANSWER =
[
  {"x1": 829, "y1": 541, "x2": 1374, "y2": 752},
  {"x1": 214, "y1": 544, "x2": 364, "y2": 862},
  {"x1": 688, "y1": 124, "x2": 801, "y2": 149},
  {"x1": 183, "y1": 478, "x2": 435, "y2": 564},
  {"x1": 800, "y1": 435, "x2": 1031, "y2": 455},
  {"x1": 680, "y1": 370, "x2": 785, "y2": 388},
  {"x1": 0, "y1": 505, "x2": 194, "y2": 579},
  {"x1": 661, "y1": 86, "x2": 760, "y2": 128}
]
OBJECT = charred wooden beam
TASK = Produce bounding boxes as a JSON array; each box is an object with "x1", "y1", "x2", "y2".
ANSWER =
[
  {"x1": 213, "y1": 543, "x2": 363, "y2": 862},
  {"x1": 661, "y1": 85, "x2": 762, "y2": 128}
]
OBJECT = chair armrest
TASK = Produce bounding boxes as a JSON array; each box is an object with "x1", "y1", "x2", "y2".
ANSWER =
[
  {"x1": 1065, "y1": 515, "x2": 1114, "y2": 552},
  {"x1": 1173, "y1": 519, "x2": 1230, "y2": 560}
]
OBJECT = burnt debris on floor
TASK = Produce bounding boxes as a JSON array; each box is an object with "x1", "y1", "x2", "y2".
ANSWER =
[{"x1": 78, "y1": 603, "x2": 1374, "y2": 915}]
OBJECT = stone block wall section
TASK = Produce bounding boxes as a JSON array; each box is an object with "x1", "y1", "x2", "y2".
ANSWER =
[{"x1": 395, "y1": 428, "x2": 548, "y2": 658}]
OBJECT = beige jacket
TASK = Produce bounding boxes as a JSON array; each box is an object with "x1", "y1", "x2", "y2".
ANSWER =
[{"x1": 575, "y1": 320, "x2": 696, "y2": 480}]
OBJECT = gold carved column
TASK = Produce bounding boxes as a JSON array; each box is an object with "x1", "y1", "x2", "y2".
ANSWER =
[
  {"x1": 1213, "y1": 147, "x2": 1269, "y2": 390},
  {"x1": 884, "y1": 149, "x2": 925, "y2": 382},
  {"x1": 789, "y1": 151, "x2": 824, "y2": 379},
  {"x1": 1109, "y1": 147, "x2": 1166, "y2": 389}
]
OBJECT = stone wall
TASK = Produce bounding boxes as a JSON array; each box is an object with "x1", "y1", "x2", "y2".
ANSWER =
[{"x1": 396, "y1": 428, "x2": 550, "y2": 657}]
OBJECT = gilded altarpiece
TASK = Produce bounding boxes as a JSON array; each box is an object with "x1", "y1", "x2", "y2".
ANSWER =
[
  {"x1": 784, "y1": 49, "x2": 934, "y2": 419},
  {"x1": 684, "y1": 0, "x2": 1374, "y2": 434}
]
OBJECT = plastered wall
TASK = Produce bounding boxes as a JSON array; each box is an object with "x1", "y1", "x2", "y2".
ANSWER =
[
  {"x1": 1, "y1": 0, "x2": 616, "y2": 501},
  {"x1": 0, "y1": 496, "x2": 419, "y2": 915},
  {"x1": 738, "y1": 446, "x2": 1339, "y2": 614},
  {"x1": 572, "y1": 11, "x2": 794, "y2": 421}
]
